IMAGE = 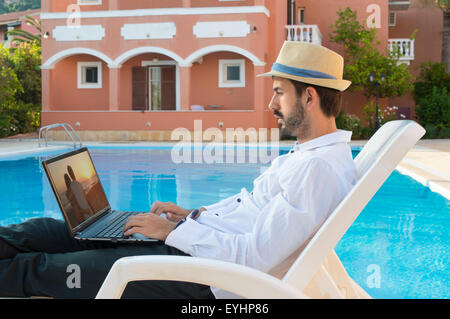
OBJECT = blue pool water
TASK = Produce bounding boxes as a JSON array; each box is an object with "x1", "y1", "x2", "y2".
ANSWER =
[{"x1": 0, "y1": 147, "x2": 448, "y2": 299}]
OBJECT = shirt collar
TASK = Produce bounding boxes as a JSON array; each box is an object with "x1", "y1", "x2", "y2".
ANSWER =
[{"x1": 291, "y1": 130, "x2": 352, "y2": 153}]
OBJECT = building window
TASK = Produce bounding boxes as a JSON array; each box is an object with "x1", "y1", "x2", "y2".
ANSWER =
[
  {"x1": 78, "y1": 0, "x2": 102, "y2": 5},
  {"x1": 298, "y1": 8, "x2": 305, "y2": 24},
  {"x1": 389, "y1": 12, "x2": 396, "y2": 27},
  {"x1": 218, "y1": 59, "x2": 245, "y2": 88},
  {"x1": 77, "y1": 62, "x2": 102, "y2": 89}
]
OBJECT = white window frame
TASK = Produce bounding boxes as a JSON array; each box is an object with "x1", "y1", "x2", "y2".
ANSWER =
[
  {"x1": 218, "y1": 59, "x2": 245, "y2": 88},
  {"x1": 77, "y1": 61, "x2": 102, "y2": 89},
  {"x1": 298, "y1": 7, "x2": 305, "y2": 24},
  {"x1": 389, "y1": 12, "x2": 396, "y2": 27},
  {"x1": 78, "y1": 0, "x2": 102, "y2": 6}
]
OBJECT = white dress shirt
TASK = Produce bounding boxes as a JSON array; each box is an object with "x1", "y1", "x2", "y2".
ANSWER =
[{"x1": 165, "y1": 130, "x2": 357, "y2": 298}]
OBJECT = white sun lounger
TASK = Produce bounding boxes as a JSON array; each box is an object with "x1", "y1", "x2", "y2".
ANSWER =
[{"x1": 96, "y1": 120, "x2": 425, "y2": 299}]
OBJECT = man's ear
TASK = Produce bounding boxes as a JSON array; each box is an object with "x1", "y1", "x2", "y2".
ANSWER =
[{"x1": 304, "y1": 86, "x2": 318, "y2": 111}]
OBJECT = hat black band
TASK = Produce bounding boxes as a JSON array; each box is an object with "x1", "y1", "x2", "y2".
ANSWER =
[{"x1": 271, "y1": 62, "x2": 337, "y2": 80}]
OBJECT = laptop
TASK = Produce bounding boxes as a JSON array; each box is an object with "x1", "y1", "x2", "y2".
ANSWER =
[{"x1": 42, "y1": 147, "x2": 157, "y2": 243}]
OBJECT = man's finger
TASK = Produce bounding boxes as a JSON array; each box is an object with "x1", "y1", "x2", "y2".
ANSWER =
[
  {"x1": 149, "y1": 201, "x2": 165, "y2": 214},
  {"x1": 150, "y1": 201, "x2": 172, "y2": 214},
  {"x1": 123, "y1": 215, "x2": 145, "y2": 232},
  {"x1": 154, "y1": 203, "x2": 177, "y2": 215},
  {"x1": 123, "y1": 226, "x2": 142, "y2": 237}
]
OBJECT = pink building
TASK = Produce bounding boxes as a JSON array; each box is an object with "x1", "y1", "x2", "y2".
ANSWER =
[
  {"x1": 40, "y1": 0, "x2": 443, "y2": 141},
  {"x1": 0, "y1": 8, "x2": 40, "y2": 47}
]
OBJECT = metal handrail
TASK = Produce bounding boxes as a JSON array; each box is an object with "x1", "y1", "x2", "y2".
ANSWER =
[{"x1": 38, "y1": 123, "x2": 83, "y2": 148}]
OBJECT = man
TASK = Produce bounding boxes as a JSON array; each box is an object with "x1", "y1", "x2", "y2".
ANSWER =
[{"x1": 0, "y1": 41, "x2": 356, "y2": 298}]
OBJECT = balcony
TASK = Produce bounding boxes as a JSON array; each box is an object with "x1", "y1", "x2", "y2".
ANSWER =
[
  {"x1": 388, "y1": 38, "x2": 415, "y2": 63},
  {"x1": 388, "y1": 1, "x2": 411, "y2": 11},
  {"x1": 285, "y1": 25, "x2": 322, "y2": 45}
]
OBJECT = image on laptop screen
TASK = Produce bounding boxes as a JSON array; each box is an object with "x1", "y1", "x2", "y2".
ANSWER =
[{"x1": 45, "y1": 150, "x2": 109, "y2": 230}]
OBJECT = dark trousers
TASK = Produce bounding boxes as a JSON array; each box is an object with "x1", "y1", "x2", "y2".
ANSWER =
[{"x1": 0, "y1": 218, "x2": 215, "y2": 299}]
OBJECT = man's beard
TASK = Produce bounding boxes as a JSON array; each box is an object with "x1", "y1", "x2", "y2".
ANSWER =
[{"x1": 276, "y1": 98, "x2": 311, "y2": 139}]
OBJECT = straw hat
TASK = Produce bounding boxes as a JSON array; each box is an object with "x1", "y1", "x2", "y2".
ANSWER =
[{"x1": 258, "y1": 41, "x2": 351, "y2": 92}]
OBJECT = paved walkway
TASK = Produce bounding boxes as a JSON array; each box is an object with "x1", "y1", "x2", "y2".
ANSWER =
[
  {"x1": 1, "y1": 133, "x2": 449, "y2": 199},
  {"x1": 396, "y1": 140, "x2": 450, "y2": 199},
  {"x1": 351, "y1": 139, "x2": 450, "y2": 199}
]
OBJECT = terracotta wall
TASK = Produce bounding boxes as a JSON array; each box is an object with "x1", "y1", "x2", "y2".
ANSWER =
[
  {"x1": 51, "y1": 51, "x2": 256, "y2": 111},
  {"x1": 190, "y1": 52, "x2": 254, "y2": 110},
  {"x1": 52, "y1": 55, "x2": 109, "y2": 110},
  {"x1": 49, "y1": 0, "x2": 257, "y2": 12},
  {"x1": 191, "y1": 0, "x2": 255, "y2": 7},
  {"x1": 264, "y1": 0, "x2": 288, "y2": 129},
  {"x1": 51, "y1": 0, "x2": 108, "y2": 12},
  {"x1": 118, "y1": 0, "x2": 184, "y2": 10},
  {"x1": 388, "y1": 0, "x2": 443, "y2": 116},
  {"x1": 41, "y1": 110, "x2": 260, "y2": 132},
  {"x1": 41, "y1": 14, "x2": 267, "y2": 66},
  {"x1": 20, "y1": 13, "x2": 40, "y2": 34}
]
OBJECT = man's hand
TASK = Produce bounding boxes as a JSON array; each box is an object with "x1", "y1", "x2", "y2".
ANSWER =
[
  {"x1": 123, "y1": 213, "x2": 176, "y2": 241},
  {"x1": 150, "y1": 201, "x2": 191, "y2": 222}
]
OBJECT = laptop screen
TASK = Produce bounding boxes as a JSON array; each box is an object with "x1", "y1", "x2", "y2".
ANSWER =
[{"x1": 44, "y1": 148, "x2": 110, "y2": 231}]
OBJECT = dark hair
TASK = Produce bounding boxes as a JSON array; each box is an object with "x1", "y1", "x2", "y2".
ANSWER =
[{"x1": 289, "y1": 80, "x2": 342, "y2": 118}]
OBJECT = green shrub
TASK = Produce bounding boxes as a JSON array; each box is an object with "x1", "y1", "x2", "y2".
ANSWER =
[
  {"x1": 0, "y1": 42, "x2": 41, "y2": 138},
  {"x1": 336, "y1": 110, "x2": 364, "y2": 138},
  {"x1": 415, "y1": 86, "x2": 450, "y2": 126},
  {"x1": 413, "y1": 62, "x2": 450, "y2": 101},
  {"x1": 0, "y1": 101, "x2": 39, "y2": 137},
  {"x1": 11, "y1": 41, "x2": 42, "y2": 108},
  {"x1": 0, "y1": 113, "x2": 12, "y2": 138},
  {"x1": 413, "y1": 62, "x2": 450, "y2": 138},
  {"x1": 362, "y1": 101, "x2": 398, "y2": 133}
]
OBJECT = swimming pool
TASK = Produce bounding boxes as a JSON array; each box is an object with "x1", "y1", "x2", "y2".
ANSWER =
[{"x1": 0, "y1": 146, "x2": 448, "y2": 299}]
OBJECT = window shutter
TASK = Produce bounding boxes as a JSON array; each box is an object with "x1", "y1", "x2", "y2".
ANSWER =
[
  {"x1": 161, "y1": 66, "x2": 176, "y2": 110},
  {"x1": 132, "y1": 66, "x2": 148, "y2": 111}
]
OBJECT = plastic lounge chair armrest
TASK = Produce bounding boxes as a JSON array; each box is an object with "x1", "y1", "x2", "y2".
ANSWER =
[{"x1": 96, "y1": 255, "x2": 307, "y2": 299}]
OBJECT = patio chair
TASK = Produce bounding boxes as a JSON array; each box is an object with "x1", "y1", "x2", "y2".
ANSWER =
[
  {"x1": 96, "y1": 120, "x2": 425, "y2": 299},
  {"x1": 190, "y1": 105, "x2": 205, "y2": 111}
]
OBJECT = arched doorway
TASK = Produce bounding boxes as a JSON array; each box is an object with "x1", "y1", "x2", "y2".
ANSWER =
[{"x1": 114, "y1": 47, "x2": 184, "y2": 111}]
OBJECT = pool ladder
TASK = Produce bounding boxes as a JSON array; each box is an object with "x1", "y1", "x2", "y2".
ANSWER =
[{"x1": 38, "y1": 123, "x2": 83, "y2": 148}]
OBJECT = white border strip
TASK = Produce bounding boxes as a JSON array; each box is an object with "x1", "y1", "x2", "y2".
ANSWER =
[
  {"x1": 40, "y1": 6, "x2": 270, "y2": 20},
  {"x1": 0, "y1": 145, "x2": 68, "y2": 158},
  {"x1": 396, "y1": 165, "x2": 450, "y2": 200}
]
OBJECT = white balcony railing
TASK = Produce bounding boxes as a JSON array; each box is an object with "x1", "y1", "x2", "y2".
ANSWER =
[
  {"x1": 388, "y1": 38, "x2": 415, "y2": 61},
  {"x1": 285, "y1": 25, "x2": 322, "y2": 45}
]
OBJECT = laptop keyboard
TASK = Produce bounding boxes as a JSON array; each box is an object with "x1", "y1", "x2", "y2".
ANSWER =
[{"x1": 95, "y1": 211, "x2": 139, "y2": 238}]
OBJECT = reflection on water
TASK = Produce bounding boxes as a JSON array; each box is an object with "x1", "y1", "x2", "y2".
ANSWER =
[{"x1": 94, "y1": 148, "x2": 264, "y2": 211}]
